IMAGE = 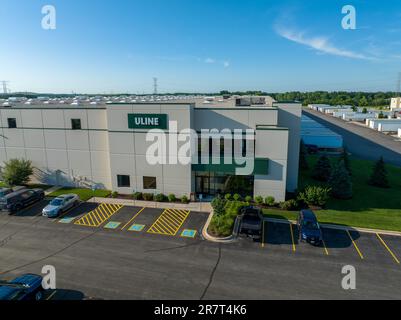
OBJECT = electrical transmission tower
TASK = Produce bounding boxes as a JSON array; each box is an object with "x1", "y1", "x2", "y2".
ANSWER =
[
  {"x1": 153, "y1": 77, "x2": 158, "y2": 95},
  {"x1": 1, "y1": 81, "x2": 10, "y2": 94}
]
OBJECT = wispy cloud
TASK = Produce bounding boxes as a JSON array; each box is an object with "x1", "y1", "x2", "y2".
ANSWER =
[
  {"x1": 274, "y1": 25, "x2": 377, "y2": 61},
  {"x1": 205, "y1": 58, "x2": 216, "y2": 64},
  {"x1": 223, "y1": 61, "x2": 230, "y2": 68}
]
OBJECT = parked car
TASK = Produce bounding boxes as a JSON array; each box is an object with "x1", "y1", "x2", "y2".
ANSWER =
[
  {"x1": 0, "y1": 274, "x2": 44, "y2": 300},
  {"x1": 297, "y1": 209, "x2": 323, "y2": 246},
  {"x1": 238, "y1": 206, "x2": 263, "y2": 240},
  {"x1": 42, "y1": 194, "x2": 80, "y2": 218},
  {"x1": 0, "y1": 188, "x2": 45, "y2": 215},
  {"x1": 0, "y1": 186, "x2": 26, "y2": 199}
]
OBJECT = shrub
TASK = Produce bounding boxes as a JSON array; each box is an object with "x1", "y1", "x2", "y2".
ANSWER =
[
  {"x1": 245, "y1": 196, "x2": 252, "y2": 203},
  {"x1": 168, "y1": 194, "x2": 176, "y2": 202},
  {"x1": 329, "y1": 160, "x2": 353, "y2": 199},
  {"x1": 369, "y1": 156, "x2": 390, "y2": 188},
  {"x1": 265, "y1": 196, "x2": 275, "y2": 207},
  {"x1": 2, "y1": 158, "x2": 33, "y2": 186},
  {"x1": 154, "y1": 193, "x2": 166, "y2": 202},
  {"x1": 233, "y1": 193, "x2": 241, "y2": 201},
  {"x1": 132, "y1": 192, "x2": 143, "y2": 200},
  {"x1": 143, "y1": 193, "x2": 154, "y2": 201},
  {"x1": 298, "y1": 185, "x2": 331, "y2": 207},
  {"x1": 224, "y1": 193, "x2": 232, "y2": 200},
  {"x1": 211, "y1": 195, "x2": 227, "y2": 216},
  {"x1": 254, "y1": 196, "x2": 264, "y2": 205},
  {"x1": 279, "y1": 199, "x2": 299, "y2": 211},
  {"x1": 181, "y1": 195, "x2": 189, "y2": 204},
  {"x1": 312, "y1": 155, "x2": 332, "y2": 182},
  {"x1": 111, "y1": 191, "x2": 118, "y2": 198}
]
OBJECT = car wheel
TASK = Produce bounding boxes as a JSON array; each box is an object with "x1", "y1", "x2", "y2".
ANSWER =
[{"x1": 35, "y1": 290, "x2": 43, "y2": 301}]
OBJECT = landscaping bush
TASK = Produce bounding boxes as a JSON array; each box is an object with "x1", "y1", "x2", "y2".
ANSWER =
[
  {"x1": 181, "y1": 195, "x2": 189, "y2": 204},
  {"x1": 312, "y1": 155, "x2": 332, "y2": 182},
  {"x1": 279, "y1": 199, "x2": 299, "y2": 211},
  {"x1": 111, "y1": 191, "x2": 118, "y2": 198},
  {"x1": 2, "y1": 158, "x2": 33, "y2": 186},
  {"x1": 154, "y1": 193, "x2": 167, "y2": 202},
  {"x1": 211, "y1": 195, "x2": 227, "y2": 216},
  {"x1": 254, "y1": 196, "x2": 264, "y2": 205},
  {"x1": 298, "y1": 185, "x2": 331, "y2": 207},
  {"x1": 245, "y1": 196, "x2": 252, "y2": 203},
  {"x1": 168, "y1": 194, "x2": 176, "y2": 202},
  {"x1": 224, "y1": 193, "x2": 232, "y2": 200},
  {"x1": 265, "y1": 196, "x2": 275, "y2": 207},
  {"x1": 209, "y1": 200, "x2": 245, "y2": 237},
  {"x1": 329, "y1": 160, "x2": 353, "y2": 199},
  {"x1": 132, "y1": 192, "x2": 143, "y2": 200},
  {"x1": 233, "y1": 193, "x2": 241, "y2": 201},
  {"x1": 143, "y1": 193, "x2": 154, "y2": 201},
  {"x1": 369, "y1": 156, "x2": 390, "y2": 188}
]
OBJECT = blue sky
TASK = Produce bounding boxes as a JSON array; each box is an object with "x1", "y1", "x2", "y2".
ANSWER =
[{"x1": 1, "y1": 0, "x2": 401, "y2": 93}]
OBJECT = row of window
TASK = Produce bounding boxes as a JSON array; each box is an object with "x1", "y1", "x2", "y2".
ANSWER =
[
  {"x1": 6, "y1": 118, "x2": 82, "y2": 130},
  {"x1": 117, "y1": 175, "x2": 157, "y2": 189}
]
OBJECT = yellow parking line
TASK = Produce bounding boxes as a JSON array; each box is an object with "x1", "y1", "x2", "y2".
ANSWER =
[
  {"x1": 346, "y1": 230, "x2": 364, "y2": 259},
  {"x1": 174, "y1": 211, "x2": 190, "y2": 236},
  {"x1": 46, "y1": 290, "x2": 57, "y2": 300},
  {"x1": 322, "y1": 239, "x2": 329, "y2": 255},
  {"x1": 261, "y1": 221, "x2": 266, "y2": 248},
  {"x1": 376, "y1": 234, "x2": 400, "y2": 264},
  {"x1": 121, "y1": 207, "x2": 145, "y2": 230},
  {"x1": 163, "y1": 213, "x2": 181, "y2": 227},
  {"x1": 289, "y1": 223, "x2": 296, "y2": 252}
]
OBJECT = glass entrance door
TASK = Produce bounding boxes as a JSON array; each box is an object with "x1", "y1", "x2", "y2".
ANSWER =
[{"x1": 196, "y1": 176, "x2": 210, "y2": 195}]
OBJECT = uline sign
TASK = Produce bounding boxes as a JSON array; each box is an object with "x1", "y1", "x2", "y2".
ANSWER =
[{"x1": 128, "y1": 114, "x2": 168, "y2": 129}]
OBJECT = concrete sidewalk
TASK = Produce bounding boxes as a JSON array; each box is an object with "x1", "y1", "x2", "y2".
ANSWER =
[{"x1": 88, "y1": 196, "x2": 212, "y2": 213}]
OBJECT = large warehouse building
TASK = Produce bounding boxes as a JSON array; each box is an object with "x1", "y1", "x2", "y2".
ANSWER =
[{"x1": 0, "y1": 96, "x2": 301, "y2": 201}]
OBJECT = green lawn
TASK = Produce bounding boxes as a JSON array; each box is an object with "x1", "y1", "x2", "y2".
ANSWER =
[
  {"x1": 48, "y1": 187, "x2": 111, "y2": 201},
  {"x1": 264, "y1": 156, "x2": 401, "y2": 232}
]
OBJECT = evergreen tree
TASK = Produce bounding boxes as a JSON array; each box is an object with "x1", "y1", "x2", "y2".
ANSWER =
[
  {"x1": 329, "y1": 160, "x2": 353, "y2": 199},
  {"x1": 369, "y1": 157, "x2": 390, "y2": 188},
  {"x1": 299, "y1": 140, "x2": 309, "y2": 170},
  {"x1": 312, "y1": 155, "x2": 332, "y2": 182},
  {"x1": 339, "y1": 148, "x2": 351, "y2": 175}
]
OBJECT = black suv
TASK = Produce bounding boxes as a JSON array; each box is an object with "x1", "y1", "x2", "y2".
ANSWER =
[
  {"x1": 297, "y1": 209, "x2": 323, "y2": 246},
  {"x1": 0, "y1": 189, "x2": 45, "y2": 214},
  {"x1": 238, "y1": 206, "x2": 263, "y2": 239}
]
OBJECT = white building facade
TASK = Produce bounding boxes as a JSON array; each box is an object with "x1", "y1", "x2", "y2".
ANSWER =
[{"x1": 0, "y1": 99, "x2": 301, "y2": 201}]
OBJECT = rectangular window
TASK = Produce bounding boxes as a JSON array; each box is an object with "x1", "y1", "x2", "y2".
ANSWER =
[
  {"x1": 7, "y1": 118, "x2": 17, "y2": 129},
  {"x1": 71, "y1": 119, "x2": 82, "y2": 130},
  {"x1": 143, "y1": 176, "x2": 157, "y2": 190},
  {"x1": 117, "y1": 175, "x2": 130, "y2": 188}
]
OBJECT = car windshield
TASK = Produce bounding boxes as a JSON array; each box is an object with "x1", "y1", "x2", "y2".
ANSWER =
[
  {"x1": 303, "y1": 220, "x2": 320, "y2": 230},
  {"x1": 50, "y1": 199, "x2": 63, "y2": 206}
]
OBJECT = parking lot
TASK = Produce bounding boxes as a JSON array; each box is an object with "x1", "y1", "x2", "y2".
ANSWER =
[
  {"x1": 259, "y1": 220, "x2": 401, "y2": 267},
  {"x1": 1, "y1": 198, "x2": 401, "y2": 299},
  {"x1": 4, "y1": 199, "x2": 208, "y2": 241}
]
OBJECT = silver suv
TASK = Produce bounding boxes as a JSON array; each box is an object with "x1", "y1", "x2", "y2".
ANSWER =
[{"x1": 42, "y1": 194, "x2": 80, "y2": 218}]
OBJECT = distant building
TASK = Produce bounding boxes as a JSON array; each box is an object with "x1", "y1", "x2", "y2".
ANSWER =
[{"x1": 390, "y1": 97, "x2": 401, "y2": 111}]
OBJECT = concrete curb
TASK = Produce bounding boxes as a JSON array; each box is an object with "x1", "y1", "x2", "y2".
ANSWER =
[
  {"x1": 44, "y1": 186, "x2": 62, "y2": 196},
  {"x1": 202, "y1": 210, "x2": 237, "y2": 243},
  {"x1": 264, "y1": 217, "x2": 401, "y2": 237}
]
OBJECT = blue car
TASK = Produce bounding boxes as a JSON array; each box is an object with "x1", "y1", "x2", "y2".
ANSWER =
[
  {"x1": 0, "y1": 274, "x2": 44, "y2": 300},
  {"x1": 297, "y1": 210, "x2": 323, "y2": 246}
]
